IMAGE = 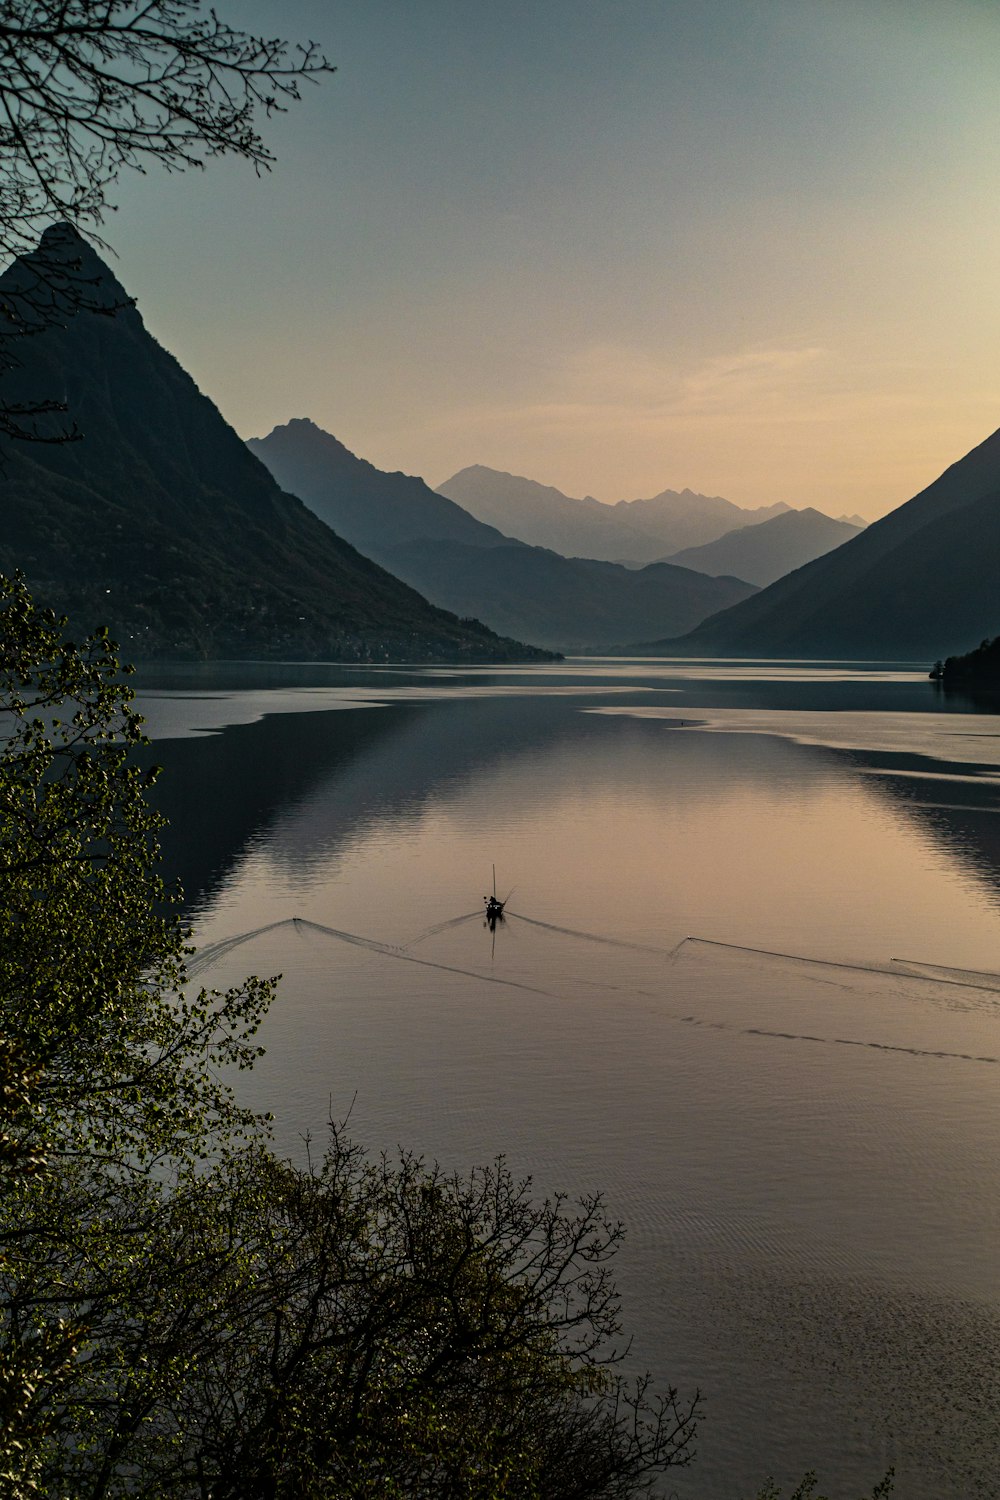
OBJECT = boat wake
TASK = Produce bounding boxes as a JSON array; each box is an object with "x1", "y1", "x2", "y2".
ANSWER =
[{"x1": 185, "y1": 914, "x2": 555, "y2": 998}]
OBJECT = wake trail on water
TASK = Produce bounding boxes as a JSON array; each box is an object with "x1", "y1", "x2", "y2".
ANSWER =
[
  {"x1": 890, "y1": 957, "x2": 1000, "y2": 990},
  {"x1": 185, "y1": 919, "x2": 299, "y2": 978},
  {"x1": 508, "y1": 911, "x2": 685, "y2": 957},
  {"x1": 403, "y1": 911, "x2": 484, "y2": 947},
  {"x1": 184, "y1": 915, "x2": 555, "y2": 999},
  {"x1": 679, "y1": 1013, "x2": 999, "y2": 1066},
  {"x1": 679, "y1": 936, "x2": 1000, "y2": 998},
  {"x1": 184, "y1": 915, "x2": 1000, "y2": 1062}
]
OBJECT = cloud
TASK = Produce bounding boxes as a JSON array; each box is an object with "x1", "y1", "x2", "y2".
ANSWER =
[
  {"x1": 678, "y1": 344, "x2": 829, "y2": 409},
  {"x1": 415, "y1": 340, "x2": 837, "y2": 438}
]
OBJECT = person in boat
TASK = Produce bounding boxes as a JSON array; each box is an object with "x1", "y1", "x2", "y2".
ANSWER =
[{"x1": 484, "y1": 893, "x2": 504, "y2": 925}]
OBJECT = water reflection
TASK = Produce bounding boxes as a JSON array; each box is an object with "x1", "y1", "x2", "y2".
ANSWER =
[{"x1": 139, "y1": 661, "x2": 1000, "y2": 1500}]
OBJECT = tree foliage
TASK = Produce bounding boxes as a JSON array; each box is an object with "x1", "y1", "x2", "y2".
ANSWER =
[
  {"x1": 0, "y1": 570, "x2": 271, "y2": 1172},
  {"x1": 0, "y1": 571, "x2": 275, "y2": 1491},
  {"x1": 0, "y1": 572, "x2": 700, "y2": 1495},
  {"x1": 932, "y1": 633, "x2": 1000, "y2": 688}
]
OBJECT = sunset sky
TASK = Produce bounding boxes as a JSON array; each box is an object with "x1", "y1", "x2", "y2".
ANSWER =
[{"x1": 107, "y1": 0, "x2": 1000, "y2": 520}]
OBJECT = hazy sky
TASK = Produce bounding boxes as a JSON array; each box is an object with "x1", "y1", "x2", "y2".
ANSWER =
[{"x1": 106, "y1": 0, "x2": 1000, "y2": 519}]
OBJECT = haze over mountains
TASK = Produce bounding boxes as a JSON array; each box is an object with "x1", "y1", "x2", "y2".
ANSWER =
[
  {"x1": 653, "y1": 423, "x2": 1000, "y2": 658},
  {"x1": 436, "y1": 465, "x2": 791, "y2": 564},
  {"x1": 665, "y1": 507, "x2": 864, "y2": 587},
  {"x1": 0, "y1": 227, "x2": 547, "y2": 662},
  {"x1": 250, "y1": 420, "x2": 757, "y2": 650}
]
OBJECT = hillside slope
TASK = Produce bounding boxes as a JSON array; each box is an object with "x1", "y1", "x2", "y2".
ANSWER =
[
  {"x1": 665, "y1": 507, "x2": 863, "y2": 587},
  {"x1": 657, "y1": 425, "x2": 1000, "y2": 658},
  {"x1": 374, "y1": 540, "x2": 756, "y2": 650}
]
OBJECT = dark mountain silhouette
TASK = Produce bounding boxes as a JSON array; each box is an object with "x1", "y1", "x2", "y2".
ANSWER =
[
  {"x1": 250, "y1": 422, "x2": 757, "y2": 651},
  {"x1": 637, "y1": 422, "x2": 1000, "y2": 658},
  {"x1": 664, "y1": 508, "x2": 864, "y2": 587},
  {"x1": 373, "y1": 541, "x2": 755, "y2": 651},
  {"x1": 437, "y1": 464, "x2": 789, "y2": 563},
  {"x1": 0, "y1": 226, "x2": 549, "y2": 662}
]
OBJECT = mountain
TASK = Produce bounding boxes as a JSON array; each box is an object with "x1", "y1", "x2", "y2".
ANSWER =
[
  {"x1": 646, "y1": 422, "x2": 1000, "y2": 659},
  {"x1": 436, "y1": 464, "x2": 789, "y2": 563},
  {"x1": 250, "y1": 422, "x2": 757, "y2": 651},
  {"x1": 247, "y1": 420, "x2": 515, "y2": 555},
  {"x1": 664, "y1": 508, "x2": 864, "y2": 587},
  {"x1": 434, "y1": 466, "x2": 662, "y2": 563},
  {"x1": 0, "y1": 227, "x2": 549, "y2": 662}
]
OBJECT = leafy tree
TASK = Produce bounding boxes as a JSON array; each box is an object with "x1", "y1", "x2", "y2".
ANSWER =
[
  {"x1": 0, "y1": 573, "x2": 273, "y2": 1490},
  {"x1": 934, "y1": 633, "x2": 1000, "y2": 688},
  {"x1": 0, "y1": 570, "x2": 271, "y2": 1172}
]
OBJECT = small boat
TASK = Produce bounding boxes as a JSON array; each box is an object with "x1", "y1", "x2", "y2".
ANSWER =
[{"x1": 483, "y1": 865, "x2": 506, "y2": 928}]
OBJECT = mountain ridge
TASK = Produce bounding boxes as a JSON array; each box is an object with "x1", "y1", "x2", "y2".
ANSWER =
[
  {"x1": 248, "y1": 421, "x2": 517, "y2": 554},
  {"x1": 436, "y1": 464, "x2": 791, "y2": 563}
]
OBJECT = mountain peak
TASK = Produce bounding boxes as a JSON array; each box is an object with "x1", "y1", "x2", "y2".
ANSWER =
[
  {"x1": 38, "y1": 220, "x2": 88, "y2": 250},
  {"x1": 6, "y1": 220, "x2": 133, "y2": 318},
  {"x1": 249, "y1": 420, "x2": 361, "y2": 472},
  {"x1": 250, "y1": 420, "x2": 514, "y2": 552}
]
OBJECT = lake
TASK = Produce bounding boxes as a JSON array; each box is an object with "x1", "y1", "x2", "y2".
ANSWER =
[{"x1": 137, "y1": 659, "x2": 1000, "y2": 1500}]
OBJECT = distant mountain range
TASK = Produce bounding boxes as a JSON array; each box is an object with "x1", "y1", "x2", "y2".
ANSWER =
[
  {"x1": 250, "y1": 421, "x2": 757, "y2": 650},
  {"x1": 0, "y1": 228, "x2": 547, "y2": 662},
  {"x1": 642, "y1": 423, "x2": 1000, "y2": 658},
  {"x1": 436, "y1": 464, "x2": 791, "y2": 564},
  {"x1": 664, "y1": 507, "x2": 864, "y2": 587}
]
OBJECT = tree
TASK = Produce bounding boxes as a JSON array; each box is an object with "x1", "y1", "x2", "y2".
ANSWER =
[
  {"x1": 145, "y1": 1139, "x2": 699, "y2": 1499},
  {"x1": 0, "y1": 572, "x2": 701, "y2": 1496},
  {"x1": 0, "y1": 572, "x2": 274, "y2": 1491},
  {"x1": 752, "y1": 1473, "x2": 893, "y2": 1500},
  {"x1": 0, "y1": 0, "x2": 334, "y2": 439},
  {"x1": 0, "y1": 570, "x2": 272, "y2": 1173}
]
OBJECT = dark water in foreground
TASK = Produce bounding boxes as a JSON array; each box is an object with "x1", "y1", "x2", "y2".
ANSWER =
[{"x1": 137, "y1": 661, "x2": 1000, "y2": 1500}]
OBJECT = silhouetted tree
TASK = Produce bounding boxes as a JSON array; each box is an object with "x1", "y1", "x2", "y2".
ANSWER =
[{"x1": 0, "y1": 0, "x2": 333, "y2": 439}]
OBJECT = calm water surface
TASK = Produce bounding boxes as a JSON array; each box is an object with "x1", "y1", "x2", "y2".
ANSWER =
[{"x1": 137, "y1": 660, "x2": 1000, "y2": 1500}]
